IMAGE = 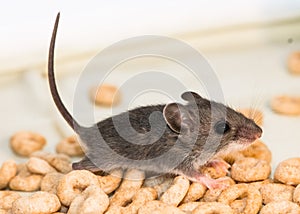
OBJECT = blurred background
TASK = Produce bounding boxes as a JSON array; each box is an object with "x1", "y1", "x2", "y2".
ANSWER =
[{"x1": 0, "y1": 0, "x2": 300, "y2": 169}]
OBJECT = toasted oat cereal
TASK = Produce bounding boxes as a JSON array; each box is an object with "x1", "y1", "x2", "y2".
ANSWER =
[
  {"x1": 218, "y1": 184, "x2": 262, "y2": 214},
  {"x1": 0, "y1": 160, "x2": 17, "y2": 190},
  {"x1": 11, "y1": 191, "x2": 61, "y2": 214},
  {"x1": 0, "y1": 191, "x2": 21, "y2": 211},
  {"x1": 271, "y1": 95, "x2": 300, "y2": 116},
  {"x1": 287, "y1": 51, "x2": 300, "y2": 75},
  {"x1": 260, "y1": 183, "x2": 294, "y2": 204},
  {"x1": 240, "y1": 140, "x2": 272, "y2": 163},
  {"x1": 10, "y1": 131, "x2": 46, "y2": 157},
  {"x1": 260, "y1": 201, "x2": 300, "y2": 214},
  {"x1": 231, "y1": 157, "x2": 271, "y2": 182},
  {"x1": 90, "y1": 84, "x2": 121, "y2": 107},
  {"x1": 56, "y1": 135, "x2": 84, "y2": 157},
  {"x1": 274, "y1": 158, "x2": 300, "y2": 185},
  {"x1": 9, "y1": 166, "x2": 43, "y2": 192}
]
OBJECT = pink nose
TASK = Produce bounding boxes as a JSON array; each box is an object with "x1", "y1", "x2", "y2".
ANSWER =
[{"x1": 255, "y1": 131, "x2": 262, "y2": 139}]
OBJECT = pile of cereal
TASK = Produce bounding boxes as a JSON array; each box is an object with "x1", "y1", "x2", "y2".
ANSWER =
[{"x1": 1, "y1": 108, "x2": 300, "y2": 214}]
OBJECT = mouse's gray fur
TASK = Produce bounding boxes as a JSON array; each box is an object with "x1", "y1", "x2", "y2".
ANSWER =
[{"x1": 48, "y1": 13, "x2": 262, "y2": 183}]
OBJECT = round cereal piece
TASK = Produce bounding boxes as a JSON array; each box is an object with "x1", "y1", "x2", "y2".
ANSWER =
[
  {"x1": 238, "y1": 108, "x2": 264, "y2": 126},
  {"x1": 0, "y1": 160, "x2": 17, "y2": 189},
  {"x1": 230, "y1": 198, "x2": 247, "y2": 214},
  {"x1": 123, "y1": 187, "x2": 157, "y2": 214},
  {"x1": 110, "y1": 169, "x2": 145, "y2": 207},
  {"x1": 218, "y1": 184, "x2": 262, "y2": 214},
  {"x1": 231, "y1": 157, "x2": 271, "y2": 182},
  {"x1": 90, "y1": 84, "x2": 121, "y2": 107},
  {"x1": 248, "y1": 179, "x2": 273, "y2": 191},
  {"x1": 11, "y1": 191, "x2": 61, "y2": 214},
  {"x1": 98, "y1": 168, "x2": 123, "y2": 194},
  {"x1": 260, "y1": 183, "x2": 294, "y2": 204},
  {"x1": 270, "y1": 95, "x2": 300, "y2": 116},
  {"x1": 182, "y1": 182, "x2": 207, "y2": 203},
  {"x1": 56, "y1": 135, "x2": 84, "y2": 157},
  {"x1": 26, "y1": 157, "x2": 56, "y2": 175},
  {"x1": 179, "y1": 202, "x2": 202, "y2": 213},
  {"x1": 9, "y1": 166, "x2": 43, "y2": 192},
  {"x1": 192, "y1": 202, "x2": 234, "y2": 214},
  {"x1": 0, "y1": 191, "x2": 21, "y2": 211},
  {"x1": 56, "y1": 170, "x2": 99, "y2": 206},
  {"x1": 138, "y1": 200, "x2": 185, "y2": 214},
  {"x1": 10, "y1": 131, "x2": 46, "y2": 157},
  {"x1": 160, "y1": 176, "x2": 190, "y2": 206},
  {"x1": 240, "y1": 140, "x2": 272, "y2": 163},
  {"x1": 260, "y1": 201, "x2": 300, "y2": 214},
  {"x1": 274, "y1": 158, "x2": 300, "y2": 185},
  {"x1": 201, "y1": 177, "x2": 235, "y2": 202},
  {"x1": 293, "y1": 184, "x2": 300, "y2": 205},
  {"x1": 68, "y1": 185, "x2": 109, "y2": 214},
  {"x1": 287, "y1": 51, "x2": 300, "y2": 75},
  {"x1": 41, "y1": 172, "x2": 64, "y2": 195},
  {"x1": 31, "y1": 152, "x2": 72, "y2": 174}
]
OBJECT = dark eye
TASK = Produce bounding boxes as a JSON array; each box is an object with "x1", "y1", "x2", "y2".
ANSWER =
[{"x1": 214, "y1": 121, "x2": 230, "y2": 135}]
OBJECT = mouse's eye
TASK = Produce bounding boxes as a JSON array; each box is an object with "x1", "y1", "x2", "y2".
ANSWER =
[{"x1": 214, "y1": 121, "x2": 230, "y2": 135}]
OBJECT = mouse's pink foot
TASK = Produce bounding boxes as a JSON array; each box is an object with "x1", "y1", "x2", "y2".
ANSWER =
[
  {"x1": 195, "y1": 176, "x2": 230, "y2": 190},
  {"x1": 204, "y1": 158, "x2": 230, "y2": 175}
]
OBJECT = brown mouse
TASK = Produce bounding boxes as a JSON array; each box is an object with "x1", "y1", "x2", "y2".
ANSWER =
[{"x1": 48, "y1": 13, "x2": 262, "y2": 189}]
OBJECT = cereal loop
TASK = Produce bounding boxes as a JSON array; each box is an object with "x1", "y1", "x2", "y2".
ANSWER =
[
  {"x1": 26, "y1": 157, "x2": 56, "y2": 175},
  {"x1": 0, "y1": 191, "x2": 21, "y2": 211},
  {"x1": 260, "y1": 201, "x2": 300, "y2": 214},
  {"x1": 68, "y1": 185, "x2": 109, "y2": 214},
  {"x1": 90, "y1": 84, "x2": 121, "y2": 107},
  {"x1": 231, "y1": 157, "x2": 271, "y2": 182},
  {"x1": 138, "y1": 200, "x2": 185, "y2": 214},
  {"x1": 240, "y1": 140, "x2": 272, "y2": 163},
  {"x1": 123, "y1": 187, "x2": 157, "y2": 214},
  {"x1": 218, "y1": 184, "x2": 262, "y2": 214},
  {"x1": 179, "y1": 202, "x2": 202, "y2": 213},
  {"x1": 98, "y1": 169, "x2": 123, "y2": 194},
  {"x1": 293, "y1": 184, "x2": 300, "y2": 205},
  {"x1": 192, "y1": 202, "x2": 234, "y2": 214},
  {"x1": 160, "y1": 176, "x2": 190, "y2": 206},
  {"x1": 274, "y1": 158, "x2": 300, "y2": 185},
  {"x1": 56, "y1": 135, "x2": 84, "y2": 157},
  {"x1": 271, "y1": 95, "x2": 300, "y2": 116},
  {"x1": 56, "y1": 170, "x2": 99, "y2": 206},
  {"x1": 182, "y1": 182, "x2": 207, "y2": 203},
  {"x1": 10, "y1": 131, "x2": 46, "y2": 157},
  {"x1": 9, "y1": 166, "x2": 43, "y2": 192},
  {"x1": 0, "y1": 160, "x2": 17, "y2": 189},
  {"x1": 287, "y1": 51, "x2": 300, "y2": 75},
  {"x1": 110, "y1": 169, "x2": 145, "y2": 207},
  {"x1": 260, "y1": 183, "x2": 294, "y2": 204},
  {"x1": 41, "y1": 172, "x2": 64, "y2": 195},
  {"x1": 11, "y1": 191, "x2": 61, "y2": 214}
]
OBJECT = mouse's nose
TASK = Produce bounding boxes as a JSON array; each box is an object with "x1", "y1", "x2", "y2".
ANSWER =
[{"x1": 254, "y1": 126, "x2": 263, "y2": 139}]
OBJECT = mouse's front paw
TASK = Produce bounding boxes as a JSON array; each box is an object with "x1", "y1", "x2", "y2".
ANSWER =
[
  {"x1": 196, "y1": 176, "x2": 231, "y2": 190},
  {"x1": 202, "y1": 158, "x2": 230, "y2": 178}
]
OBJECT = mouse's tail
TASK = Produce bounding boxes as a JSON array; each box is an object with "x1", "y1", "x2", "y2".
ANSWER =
[{"x1": 48, "y1": 13, "x2": 81, "y2": 133}]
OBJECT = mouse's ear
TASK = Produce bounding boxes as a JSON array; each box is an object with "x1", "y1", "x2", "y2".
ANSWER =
[
  {"x1": 181, "y1": 91, "x2": 203, "y2": 103},
  {"x1": 163, "y1": 103, "x2": 195, "y2": 134}
]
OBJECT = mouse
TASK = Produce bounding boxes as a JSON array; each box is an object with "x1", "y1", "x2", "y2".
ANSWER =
[{"x1": 48, "y1": 13, "x2": 262, "y2": 189}]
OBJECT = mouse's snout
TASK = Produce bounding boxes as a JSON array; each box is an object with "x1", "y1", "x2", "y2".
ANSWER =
[{"x1": 249, "y1": 123, "x2": 263, "y2": 141}]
